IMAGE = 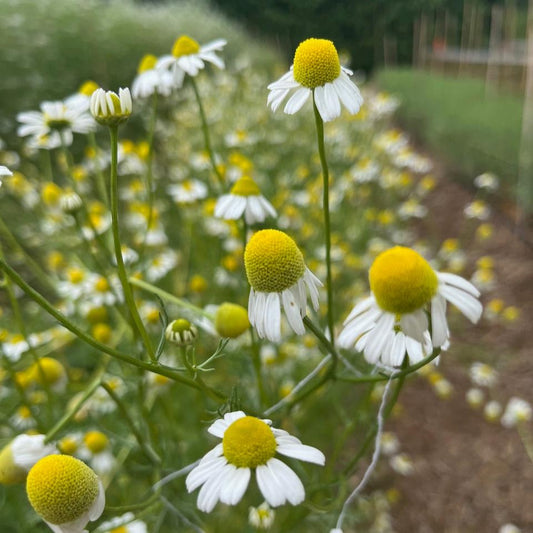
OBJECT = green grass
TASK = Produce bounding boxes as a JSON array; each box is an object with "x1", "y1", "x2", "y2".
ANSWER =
[
  {"x1": 376, "y1": 68, "x2": 528, "y2": 211},
  {"x1": 0, "y1": 0, "x2": 278, "y2": 140}
]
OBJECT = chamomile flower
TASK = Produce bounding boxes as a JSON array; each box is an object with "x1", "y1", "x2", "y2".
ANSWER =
[
  {"x1": 0, "y1": 434, "x2": 57, "y2": 485},
  {"x1": 167, "y1": 179, "x2": 208, "y2": 204},
  {"x1": 249, "y1": 502, "x2": 275, "y2": 530},
  {"x1": 132, "y1": 54, "x2": 174, "y2": 99},
  {"x1": 501, "y1": 397, "x2": 532, "y2": 428},
  {"x1": 338, "y1": 246, "x2": 482, "y2": 365},
  {"x1": 185, "y1": 411, "x2": 325, "y2": 512},
  {"x1": 26, "y1": 454, "x2": 105, "y2": 533},
  {"x1": 90, "y1": 88, "x2": 132, "y2": 126},
  {"x1": 156, "y1": 35, "x2": 227, "y2": 88},
  {"x1": 214, "y1": 175, "x2": 277, "y2": 224},
  {"x1": 0, "y1": 164, "x2": 12, "y2": 185},
  {"x1": 214, "y1": 302, "x2": 250, "y2": 338},
  {"x1": 267, "y1": 38, "x2": 363, "y2": 122},
  {"x1": 78, "y1": 431, "x2": 115, "y2": 475},
  {"x1": 17, "y1": 99, "x2": 95, "y2": 147},
  {"x1": 97, "y1": 512, "x2": 147, "y2": 533},
  {"x1": 244, "y1": 229, "x2": 322, "y2": 342},
  {"x1": 469, "y1": 362, "x2": 498, "y2": 388}
]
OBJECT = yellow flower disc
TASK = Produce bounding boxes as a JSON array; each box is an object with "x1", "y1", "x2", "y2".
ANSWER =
[
  {"x1": 230, "y1": 176, "x2": 260, "y2": 197},
  {"x1": 244, "y1": 230, "x2": 305, "y2": 293},
  {"x1": 172, "y1": 35, "x2": 200, "y2": 58},
  {"x1": 78, "y1": 80, "x2": 99, "y2": 97},
  {"x1": 30, "y1": 358, "x2": 65, "y2": 386},
  {"x1": 84, "y1": 431, "x2": 108, "y2": 454},
  {"x1": 215, "y1": 303, "x2": 250, "y2": 338},
  {"x1": 293, "y1": 38, "x2": 340, "y2": 89},
  {"x1": 222, "y1": 416, "x2": 276, "y2": 468},
  {"x1": 137, "y1": 54, "x2": 158, "y2": 74},
  {"x1": 26, "y1": 455, "x2": 99, "y2": 525},
  {"x1": 369, "y1": 246, "x2": 438, "y2": 314}
]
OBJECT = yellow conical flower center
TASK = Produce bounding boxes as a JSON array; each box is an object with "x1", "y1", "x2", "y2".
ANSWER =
[
  {"x1": 26, "y1": 455, "x2": 99, "y2": 525},
  {"x1": 215, "y1": 303, "x2": 250, "y2": 338},
  {"x1": 0, "y1": 442, "x2": 25, "y2": 485},
  {"x1": 293, "y1": 38, "x2": 341, "y2": 89},
  {"x1": 111, "y1": 527, "x2": 127, "y2": 533},
  {"x1": 230, "y1": 176, "x2": 261, "y2": 197},
  {"x1": 84, "y1": 431, "x2": 108, "y2": 454},
  {"x1": 369, "y1": 246, "x2": 438, "y2": 314},
  {"x1": 95, "y1": 277, "x2": 110, "y2": 293},
  {"x1": 58, "y1": 436, "x2": 78, "y2": 455},
  {"x1": 42, "y1": 182, "x2": 62, "y2": 206},
  {"x1": 31, "y1": 358, "x2": 65, "y2": 385},
  {"x1": 172, "y1": 35, "x2": 200, "y2": 58},
  {"x1": 68, "y1": 268, "x2": 85, "y2": 284},
  {"x1": 78, "y1": 80, "x2": 99, "y2": 97},
  {"x1": 170, "y1": 318, "x2": 191, "y2": 333},
  {"x1": 138, "y1": 54, "x2": 158, "y2": 73},
  {"x1": 222, "y1": 416, "x2": 277, "y2": 468},
  {"x1": 245, "y1": 230, "x2": 305, "y2": 293}
]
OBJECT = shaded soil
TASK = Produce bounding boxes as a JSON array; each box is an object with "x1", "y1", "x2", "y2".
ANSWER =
[{"x1": 387, "y1": 174, "x2": 533, "y2": 532}]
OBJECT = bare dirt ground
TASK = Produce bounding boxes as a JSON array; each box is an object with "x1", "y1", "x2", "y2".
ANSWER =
[{"x1": 387, "y1": 176, "x2": 533, "y2": 532}]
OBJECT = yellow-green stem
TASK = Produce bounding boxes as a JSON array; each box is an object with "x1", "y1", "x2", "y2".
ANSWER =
[
  {"x1": 313, "y1": 97, "x2": 336, "y2": 358},
  {"x1": 109, "y1": 125, "x2": 155, "y2": 362},
  {"x1": 190, "y1": 77, "x2": 224, "y2": 189}
]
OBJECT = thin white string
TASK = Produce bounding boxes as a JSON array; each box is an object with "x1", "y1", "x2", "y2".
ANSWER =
[{"x1": 334, "y1": 376, "x2": 394, "y2": 531}]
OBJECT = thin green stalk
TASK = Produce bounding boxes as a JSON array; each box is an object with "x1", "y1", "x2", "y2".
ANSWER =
[
  {"x1": 41, "y1": 149, "x2": 54, "y2": 182},
  {"x1": 101, "y1": 381, "x2": 161, "y2": 466},
  {"x1": 45, "y1": 366, "x2": 106, "y2": 443},
  {"x1": 190, "y1": 77, "x2": 224, "y2": 189},
  {"x1": 109, "y1": 125, "x2": 155, "y2": 362},
  {"x1": 313, "y1": 98, "x2": 336, "y2": 358},
  {"x1": 0, "y1": 258, "x2": 221, "y2": 394}
]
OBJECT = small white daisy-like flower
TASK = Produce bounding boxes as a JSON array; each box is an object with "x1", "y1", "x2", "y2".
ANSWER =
[
  {"x1": 249, "y1": 502, "x2": 275, "y2": 530},
  {"x1": 0, "y1": 164, "x2": 12, "y2": 186},
  {"x1": 156, "y1": 35, "x2": 227, "y2": 88},
  {"x1": 17, "y1": 99, "x2": 95, "y2": 147},
  {"x1": 78, "y1": 431, "x2": 115, "y2": 476},
  {"x1": 484, "y1": 400, "x2": 503, "y2": 422},
  {"x1": 26, "y1": 454, "x2": 105, "y2": 533},
  {"x1": 244, "y1": 229, "x2": 322, "y2": 342},
  {"x1": 165, "y1": 319, "x2": 198, "y2": 346},
  {"x1": 167, "y1": 179, "x2": 208, "y2": 204},
  {"x1": 98, "y1": 512, "x2": 147, "y2": 533},
  {"x1": 469, "y1": 362, "x2": 498, "y2": 388},
  {"x1": 501, "y1": 397, "x2": 532, "y2": 428},
  {"x1": 499, "y1": 524, "x2": 522, "y2": 533},
  {"x1": 90, "y1": 87, "x2": 132, "y2": 126},
  {"x1": 0, "y1": 434, "x2": 57, "y2": 485},
  {"x1": 389, "y1": 453, "x2": 414, "y2": 475},
  {"x1": 132, "y1": 54, "x2": 174, "y2": 99},
  {"x1": 2, "y1": 333, "x2": 33, "y2": 362},
  {"x1": 185, "y1": 410, "x2": 325, "y2": 512},
  {"x1": 464, "y1": 199, "x2": 491, "y2": 220},
  {"x1": 474, "y1": 172, "x2": 499, "y2": 191},
  {"x1": 84, "y1": 273, "x2": 120, "y2": 307},
  {"x1": 267, "y1": 38, "x2": 363, "y2": 123},
  {"x1": 338, "y1": 246, "x2": 482, "y2": 365},
  {"x1": 214, "y1": 175, "x2": 277, "y2": 224},
  {"x1": 466, "y1": 388, "x2": 484, "y2": 409}
]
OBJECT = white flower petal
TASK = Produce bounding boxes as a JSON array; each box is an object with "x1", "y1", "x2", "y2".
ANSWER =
[{"x1": 276, "y1": 443, "x2": 325, "y2": 465}]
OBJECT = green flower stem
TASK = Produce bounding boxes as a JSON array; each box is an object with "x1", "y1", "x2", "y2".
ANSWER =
[
  {"x1": 44, "y1": 365, "x2": 107, "y2": 444},
  {"x1": 0, "y1": 215, "x2": 55, "y2": 291},
  {"x1": 313, "y1": 98, "x2": 336, "y2": 356},
  {"x1": 190, "y1": 77, "x2": 224, "y2": 189},
  {"x1": 101, "y1": 381, "x2": 162, "y2": 466},
  {"x1": 88, "y1": 132, "x2": 109, "y2": 206},
  {"x1": 41, "y1": 149, "x2": 54, "y2": 182},
  {"x1": 128, "y1": 277, "x2": 213, "y2": 320},
  {"x1": 109, "y1": 125, "x2": 155, "y2": 362},
  {"x1": 0, "y1": 257, "x2": 222, "y2": 394}
]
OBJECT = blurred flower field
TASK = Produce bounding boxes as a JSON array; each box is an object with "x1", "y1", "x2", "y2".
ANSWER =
[{"x1": 0, "y1": 2, "x2": 531, "y2": 532}]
